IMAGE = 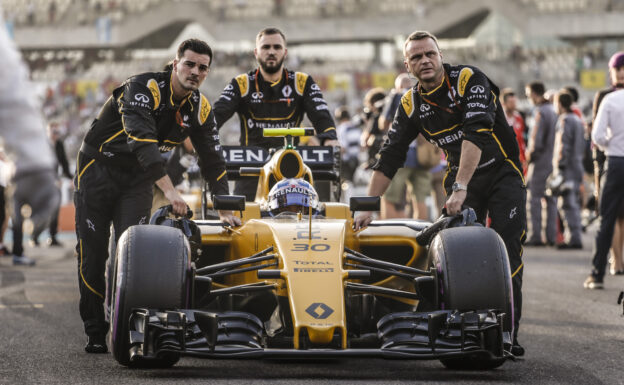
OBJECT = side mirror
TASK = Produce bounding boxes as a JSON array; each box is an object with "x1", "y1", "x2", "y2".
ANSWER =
[
  {"x1": 349, "y1": 196, "x2": 380, "y2": 212},
  {"x1": 213, "y1": 195, "x2": 246, "y2": 211}
]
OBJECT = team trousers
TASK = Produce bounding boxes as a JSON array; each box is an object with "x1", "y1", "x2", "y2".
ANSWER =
[
  {"x1": 74, "y1": 152, "x2": 153, "y2": 336},
  {"x1": 446, "y1": 161, "x2": 527, "y2": 340}
]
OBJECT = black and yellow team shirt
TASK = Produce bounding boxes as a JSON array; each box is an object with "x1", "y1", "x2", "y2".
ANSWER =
[
  {"x1": 213, "y1": 68, "x2": 337, "y2": 149},
  {"x1": 373, "y1": 63, "x2": 523, "y2": 182},
  {"x1": 82, "y1": 70, "x2": 229, "y2": 195}
]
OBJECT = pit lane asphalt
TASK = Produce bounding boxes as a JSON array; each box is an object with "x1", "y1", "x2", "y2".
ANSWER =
[{"x1": 1, "y1": 226, "x2": 622, "y2": 385}]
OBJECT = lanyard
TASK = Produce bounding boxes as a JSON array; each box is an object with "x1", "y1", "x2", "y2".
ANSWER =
[
  {"x1": 419, "y1": 73, "x2": 462, "y2": 114},
  {"x1": 254, "y1": 68, "x2": 293, "y2": 106}
]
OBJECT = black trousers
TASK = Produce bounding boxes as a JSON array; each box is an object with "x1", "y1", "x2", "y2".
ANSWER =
[
  {"x1": 591, "y1": 156, "x2": 624, "y2": 278},
  {"x1": 234, "y1": 179, "x2": 258, "y2": 202},
  {"x1": 445, "y1": 161, "x2": 527, "y2": 340},
  {"x1": 74, "y1": 153, "x2": 153, "y2": 336}
]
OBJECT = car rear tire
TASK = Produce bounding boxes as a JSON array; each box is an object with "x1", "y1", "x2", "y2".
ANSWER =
[
  {"x1": 430, "y1": 227, "x2": 512, "y2": 370},
  {"x1": 109, "y1": 225, "x2": 190, "y2": 367}
]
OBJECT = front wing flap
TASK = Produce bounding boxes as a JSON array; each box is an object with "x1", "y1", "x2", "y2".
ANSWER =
[{"x1": 126, "y1": 308, "x2": 512, "y2": 361}]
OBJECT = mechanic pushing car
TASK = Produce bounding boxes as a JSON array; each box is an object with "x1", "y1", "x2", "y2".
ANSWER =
[
  {"x1": 74, "y1": 38, "x2": 240, "y2": 354},
  {"x1": 353, "y1": 31, "x2": 527, "y2": 356},
  {"x1": 213, "y1": 27, "x2": 339, "y2": 200}
]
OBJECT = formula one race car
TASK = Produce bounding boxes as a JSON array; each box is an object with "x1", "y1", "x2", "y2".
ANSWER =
[{"x1": 108, "y1": 128, "x2": 515, "y2": 370}]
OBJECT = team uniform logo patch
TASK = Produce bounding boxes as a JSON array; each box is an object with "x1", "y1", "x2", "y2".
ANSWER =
[{"x1": 457, "y1": 67, "x2": 474, "y2": 97}]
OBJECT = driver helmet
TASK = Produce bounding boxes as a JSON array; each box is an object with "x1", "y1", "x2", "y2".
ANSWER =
[{"x1": 268, "y1": 178, "x2": 319, "y2": 215}]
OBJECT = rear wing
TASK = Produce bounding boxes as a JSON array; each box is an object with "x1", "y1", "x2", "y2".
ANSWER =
[{"x1": 222, "y1": 146, "x2": 339, "y2": 181}]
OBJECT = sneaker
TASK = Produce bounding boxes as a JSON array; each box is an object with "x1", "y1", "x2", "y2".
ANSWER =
[
  {"x1": 47, "y1": 237, "x2": 62, "y2": 247},
  {"x1": 583, "y1": 275, "x2": 604, "y2": 290},
  {"x1": 511, "y1": 338, "x2": 525, "y2": 357},
  {"x1": 0, "y1": 245, "x2": 9, "y2": 256},
  {"x1": 556, "y1": 243, "x2": 583, "y2": 250},
  {"x1": 85, "y1": 334, "x2": 108, "y2": 354},
  {"x1": 13, "y1": 255, "x2": 36, "y2": 266}
]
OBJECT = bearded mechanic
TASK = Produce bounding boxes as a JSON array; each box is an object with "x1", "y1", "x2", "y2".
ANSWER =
[
  {"x1": 214, "y1": 27, "x2": 338, "y2": 200},
  {"x1": 75, "y1": 39, "x2": 240, "y2": 354},
  {"x1": 353, "y1": 31, "x2": 527, "y2": 356}
]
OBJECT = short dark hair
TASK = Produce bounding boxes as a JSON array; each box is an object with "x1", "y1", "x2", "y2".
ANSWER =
[
  {"x1": 176, "y1": 39, "x2": 213, "y2": 64},
  {"x1": 563, "y1": 86, "x2": 579, "y2": 102},
  {"x1": 527, "y1": 81, "x2": 546, "y2": 96},
  {"x1": 404, "y1": 31, "x2": 440, "y2": 56},
  {"x1": 501, "y1": 88, "x2": 516, "y2": 102},
  {"x1": 556, "y1": 90, "x2": 573, "y2": 112},
  {"x1": 256, "y1": 27, "x2": 286, "y2": 44}
]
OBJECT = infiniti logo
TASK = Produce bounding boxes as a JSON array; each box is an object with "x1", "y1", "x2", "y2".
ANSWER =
[
  {"x1": 470, "y1": 85, "x2": 485, "y2": 93},
  {"x1": 420, "y1": 104, "x2": 431, "y2": 112},
  {"x1": 252, "y1": 92, "x2": 264, "y2": 99},
  {"x1": 134, "y1": 93, "x2": 149, "y2": 103}
]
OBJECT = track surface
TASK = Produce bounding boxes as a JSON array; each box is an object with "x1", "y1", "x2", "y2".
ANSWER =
[{"x1": 1, "y1": 229, "x2": 622, "y2": 384}]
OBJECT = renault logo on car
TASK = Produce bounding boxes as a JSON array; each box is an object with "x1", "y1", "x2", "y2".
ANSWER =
[{"x1": 305, "y1": 302, "x2": 334, "y2": 319}]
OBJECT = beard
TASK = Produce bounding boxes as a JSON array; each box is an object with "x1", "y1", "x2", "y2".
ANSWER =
[{"x1": 258, "y1": 56, "x2": 284, "y2": 74}]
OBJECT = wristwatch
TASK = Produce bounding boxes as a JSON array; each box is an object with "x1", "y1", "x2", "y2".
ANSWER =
[{"x1": 451, "y1": 182, "x2": 468, "y2": 192}]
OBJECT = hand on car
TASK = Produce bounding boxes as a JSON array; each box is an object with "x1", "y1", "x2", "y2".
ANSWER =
[
  {"x1": 164, "y1": 188, "x2": 188, "y2": 216},
  {"x1": 445, "y1": 190, "x2": 467, "y2": 216},
  {"x1": 353, "y1": 211, "x2": 373, "y2": 231},
  {"x1": 219, "y1": 210, "x2": 242, "y2": 227}
]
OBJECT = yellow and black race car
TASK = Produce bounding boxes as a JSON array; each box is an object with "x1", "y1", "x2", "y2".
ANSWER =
[{"x1": 108, "y1": 128, "x2": 515, "y2": 370}]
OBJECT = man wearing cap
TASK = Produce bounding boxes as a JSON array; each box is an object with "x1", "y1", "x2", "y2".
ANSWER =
[{"x1": 584, "y1": 52, "x2": 624, "y2": 289}]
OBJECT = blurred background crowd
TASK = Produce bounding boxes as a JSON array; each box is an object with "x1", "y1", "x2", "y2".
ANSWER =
[{"x1": 1, "y1": 0, "x2": 624, "y2": 270}]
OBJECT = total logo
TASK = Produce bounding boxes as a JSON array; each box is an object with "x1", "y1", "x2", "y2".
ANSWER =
[
  {"x1": 134, "y1": 93, "x2": 149, "y2": 103},
  {"x1": 470, "y1": 85, "x2": 485, "y2": 94},
  {"x1": 420, "y1": 103, "x2": 431, "y2": 112}
]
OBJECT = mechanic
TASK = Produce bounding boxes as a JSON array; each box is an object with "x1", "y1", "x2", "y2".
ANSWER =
[
  {"x1": 31, "y1": 121, "x2": 73, "y2": 247},
  {"x1": 213, "y1": 27, "x2": 338, "y2": 200},
  {"x1": 584, "y1": 52, "x2": 624, "y2": 290},
  {"x1": 353, "y1": 31, "x2": 527, "y2": 356},
  {"x1": 267, "y1": 178, "x2": 319, "y2": 216},
  {"x1": 524, "y1": 81, "x2": 558, "y2": 247},
  {"x1": 552, "y1": 90, "x2": 584, "y2": 249},
  {"x1": 75, "y1": 38, "x2": 240, "y2": 354},
  {"x1": 0, "y1": 11, "x2": 60, "y2": 266}
]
